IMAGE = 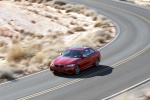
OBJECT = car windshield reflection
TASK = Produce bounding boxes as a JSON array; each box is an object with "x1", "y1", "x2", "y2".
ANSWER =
[{"x1": 62, "y1": 50, "x2": 81, "y2": 58}]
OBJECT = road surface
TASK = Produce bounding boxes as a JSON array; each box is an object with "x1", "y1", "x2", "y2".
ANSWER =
[{"x1": 0, "y1": 0, "x2": 150, "y2": 100}]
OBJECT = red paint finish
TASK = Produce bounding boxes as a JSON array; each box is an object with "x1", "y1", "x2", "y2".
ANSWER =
[{"x1": 50, "y1": 46, "x2": 101, "y2": 74}]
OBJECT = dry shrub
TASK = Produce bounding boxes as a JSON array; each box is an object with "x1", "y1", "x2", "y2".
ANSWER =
[
  {"x1": 0, "y1": 42, "x2": 8, "y2": 53},
  {"x1": 31, "y1": 20, "x2": 36, "y2": 24},
  {"x1": 93, "y1": 29, "x2": 109, "y2": 36},
  {"x1": 53, "y1": 0, "x2": 67, "y2": 6},
  {"x1": 31, "y1": 52, "x2": 46, "y2": 63},
  {"x1": 0, "y1": 64, "x2": 23, "y2": 79},
  {"x1": 144, "y1": 91, "x2": 150, "y2": 100},
  {"x1": 70, "y1": 21, "x2": 76, "y2": 25},
  {"x1": 67, "y1": 29, "x2": 74, "y2": 34},
  {"x1": 6, "y1": 44, "x2": 26, "y2": 62},
  {"x1": 71, "y1": 35, "x2": 95, "y2": 47},
  {"x1": 25, "y1": 41, "x2": 42, "y2": 58},
  {"x1": 93, "y1": 21, "x2": 103, "y2": 27},
  {"x1": 45, "y1": 14, "x2": 52, "y2": 18},
  {"x1": 26, "y1": 66, "x2": 39, "y2": 73},
  {"x1": 53, "y1": 4, "x2": 62, "y2": 9},
  {"x1": 0, "y1": 47, "x2": 8, "y2": 53},
  {"x1": 43, "y1": 58, "x2": 53, "y2": 66},
  {"x1": 28, "y1": 0, "x2": 35, "y2": 3},
  {"x1": 84, "y1": 10, "x2": 97, "y2": 17},
  {"x1": 92, "y1": 16, "x2": 98, "y2": 21},
  {"x1": 36, "y1": 0, "x2": 43, "y2": 3},
  {"x1": 34, "y1": 34, "x2": 44, "y2": 39},
  {"x1": 95, "y1": 36, "x2": 107, "y2": 43},
  {"x1": 52, "y1": 16, "x2": 58, "y2": 20},
  {"x1": 0, "y1": 40, "x2": 7, "y2": 47},
  {"x1": 65, "y1": 5, "x2": 85, "y2": 13},
  {"x1": 72, "y1": 26, "x2": 86, "y2": 32},
  {"x1": 0, "y1": 68, "x2": 13, "y2": 79},
  {"x1": 14, "y1": 0, "x2": 21, "y2": 2},
  {"x1": 71, "y1": 15, "x2": 77, "y2": 19},
  {"x1": 49, "y1": 31, "x2": 63, "y2": 38},
  {"x1": 19, "y1": 59, "x2": 29, "y2": 67}
]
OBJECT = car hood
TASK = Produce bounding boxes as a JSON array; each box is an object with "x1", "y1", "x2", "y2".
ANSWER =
[{"x1": 53, "y1": 56, "x2": 80, "y2": 65}]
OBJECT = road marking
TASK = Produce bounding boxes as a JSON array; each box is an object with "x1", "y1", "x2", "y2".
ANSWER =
[
  {"x1": 102, "y1": 78, "x2": 150, "y2": 100},
  {"x1": 17, "y1": 0, "x2": 150, "y2": 99},
  {"x1": 112, "y1": 44, "x2": 150, "y2": 67},
  {"x1": 85, "y1": 0, "x2": 150, "y2": 23},
  {"x1": 17, "y1": 67, "x2": 112, "y2": 100}
]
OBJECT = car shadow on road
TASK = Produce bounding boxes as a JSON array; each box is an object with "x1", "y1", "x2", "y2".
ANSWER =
[{"x1": 54, "y1": 65, "x2": 113, "y2": 78}]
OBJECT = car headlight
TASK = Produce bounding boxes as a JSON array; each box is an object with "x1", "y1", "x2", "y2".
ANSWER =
[{"x1": 66, "y1": 64, "x2": 75, "y2": 67}]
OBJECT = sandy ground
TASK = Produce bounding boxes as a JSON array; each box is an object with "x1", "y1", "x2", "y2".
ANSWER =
[
  {"x1": 112, "y1": 82, "x2": 150, "y2": 100},
  {"x1": 0, "y1": 0, "x2": 116, "y2": 82},
  {"x1": 126, "y1": 0, "x2": 150, "y2": 7}
]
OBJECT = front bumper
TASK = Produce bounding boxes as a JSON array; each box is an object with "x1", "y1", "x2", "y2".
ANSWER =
[{"x1": 50, "y1": 66, "x2": 75, "y2": 74}]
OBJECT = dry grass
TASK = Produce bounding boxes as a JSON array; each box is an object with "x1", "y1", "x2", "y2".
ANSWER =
[
  {"x1": 144, "y1": 91, "x2": 150, "y2": 100},
  {"x1": 0, "y1": 40, "x2": 7, "y2": 47},
  {"x1": 31, "y1": 52, "x2": 46, "y2": 63},
  {"x1": 93, "y1": 20, "x2": 104, "y2": 27},
  {"x1": 84, "y1": 10, "x2": 97, "y2": 17},
  {"x1": 65, "y1": 5, "x2": 85, "y2": 13},
  {"x1": 0, "y1": 0, "x2": 116, "y2": 81},
  {"x1": 31, "y1": 20, "x2": 36, "y2": 24},
  {"x1": 0, "y1": 64, "x2": 23, "y2": 79},
  {"x1": 67, "y1": 29, "x2": 75, "y2": 34},
  {"x1": 53, "y1": 0, "x2": 67, "y2": 6},
  {"x1": 72, "y1": 26, "x2": 86, "y2": 32},
  {"x1": 49, "y1": 31, "x2": 63, "y2": 39},
  {"x1": 6, "y1": 44, "x2": 26, "y2": 62}
]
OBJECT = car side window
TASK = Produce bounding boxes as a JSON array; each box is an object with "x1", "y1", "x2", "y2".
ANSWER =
[
  {"x1": 89, "y1": 48, "x2": 95, "y2": 54},
  {"x1": 83, "y1": 49, "x2": 90, "y2": 57}
]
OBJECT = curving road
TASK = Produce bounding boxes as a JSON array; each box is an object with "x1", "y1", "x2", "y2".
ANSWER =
[{"x1": 0, "y1": 0, "x2": 150, "y2": 100}]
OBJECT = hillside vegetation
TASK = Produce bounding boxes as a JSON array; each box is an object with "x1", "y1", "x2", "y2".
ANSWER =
[{"x1": 0, "y1": 0, "x2": 116, "y2": 82}]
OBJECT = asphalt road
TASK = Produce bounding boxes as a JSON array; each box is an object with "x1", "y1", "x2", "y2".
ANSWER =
[{"x1": 0, "y1": 0, "x2": 150, "y2": 100}]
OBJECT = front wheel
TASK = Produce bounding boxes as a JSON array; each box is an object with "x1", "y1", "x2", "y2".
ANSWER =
[
  {"x1": 74, "y1": 65, "x2": 80, "y2": 75},
  {"x1": 94, "y1": 59, "x2": 99, "y2": 67}
]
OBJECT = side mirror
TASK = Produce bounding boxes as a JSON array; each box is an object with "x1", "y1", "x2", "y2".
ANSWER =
[{"x1": 60, "y1": 53, "x2": 62, "y2": 55}]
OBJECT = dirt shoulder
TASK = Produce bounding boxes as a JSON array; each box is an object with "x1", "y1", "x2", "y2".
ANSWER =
[
  {"x1": 0, "y1": 0, "x2": 116, "y2": 83},
  {"x1": 112, "y1": 81, "x2": 150, "y2": 100},
  {"x1": 122, "y1": 0, "x2": 150, "y2": 7}
]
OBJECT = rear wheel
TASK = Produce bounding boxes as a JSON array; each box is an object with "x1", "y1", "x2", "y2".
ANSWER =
[
  {"x1": 75, "y1": 65, "x2": 80, "y2": 75},
  {"x1": 94, "y1": 58, "x2": 99, "y2": 67}
]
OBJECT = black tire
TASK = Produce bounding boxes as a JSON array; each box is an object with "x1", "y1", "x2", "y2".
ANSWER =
[
  {"x1": 74, "y1": 65, "x2": 80, "y2": 75},
  {"x1": 94, "y1": 58, "x2": 99, "y2": 67}
]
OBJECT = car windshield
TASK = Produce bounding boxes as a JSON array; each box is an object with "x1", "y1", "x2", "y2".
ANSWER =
[{"x1": 62, "y1": 50, "x2": 81, "y2": 58}]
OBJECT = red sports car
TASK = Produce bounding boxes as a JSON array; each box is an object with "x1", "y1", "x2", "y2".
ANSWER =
[{"x1": 50, "y1": 46, "x2": 101, "y2": 74}]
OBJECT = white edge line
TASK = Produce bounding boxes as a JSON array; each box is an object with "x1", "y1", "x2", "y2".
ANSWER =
[
  {"x1": 102, "y1": 78, "x2": 150, "y2": 100},
  {"x1": 0, "y1": 1, "x2": 120, "y2": 86}
]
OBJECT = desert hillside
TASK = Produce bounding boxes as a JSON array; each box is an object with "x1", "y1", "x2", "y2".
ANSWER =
[{"x1": 0, "y1": 0, "x2": 116, "y2": 82}]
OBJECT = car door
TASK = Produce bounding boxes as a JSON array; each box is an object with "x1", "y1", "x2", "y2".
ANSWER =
[
  {"x1": 80, "y1": 49, "x2": 91, "y2": 70},
  {"x1": 88, "y1": 48, "x2": 96, "y2": 66}
]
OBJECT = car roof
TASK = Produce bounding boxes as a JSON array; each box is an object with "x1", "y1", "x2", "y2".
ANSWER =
[{"x1": 68, "y1": 46, "x2": 89, "y2": 51}]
